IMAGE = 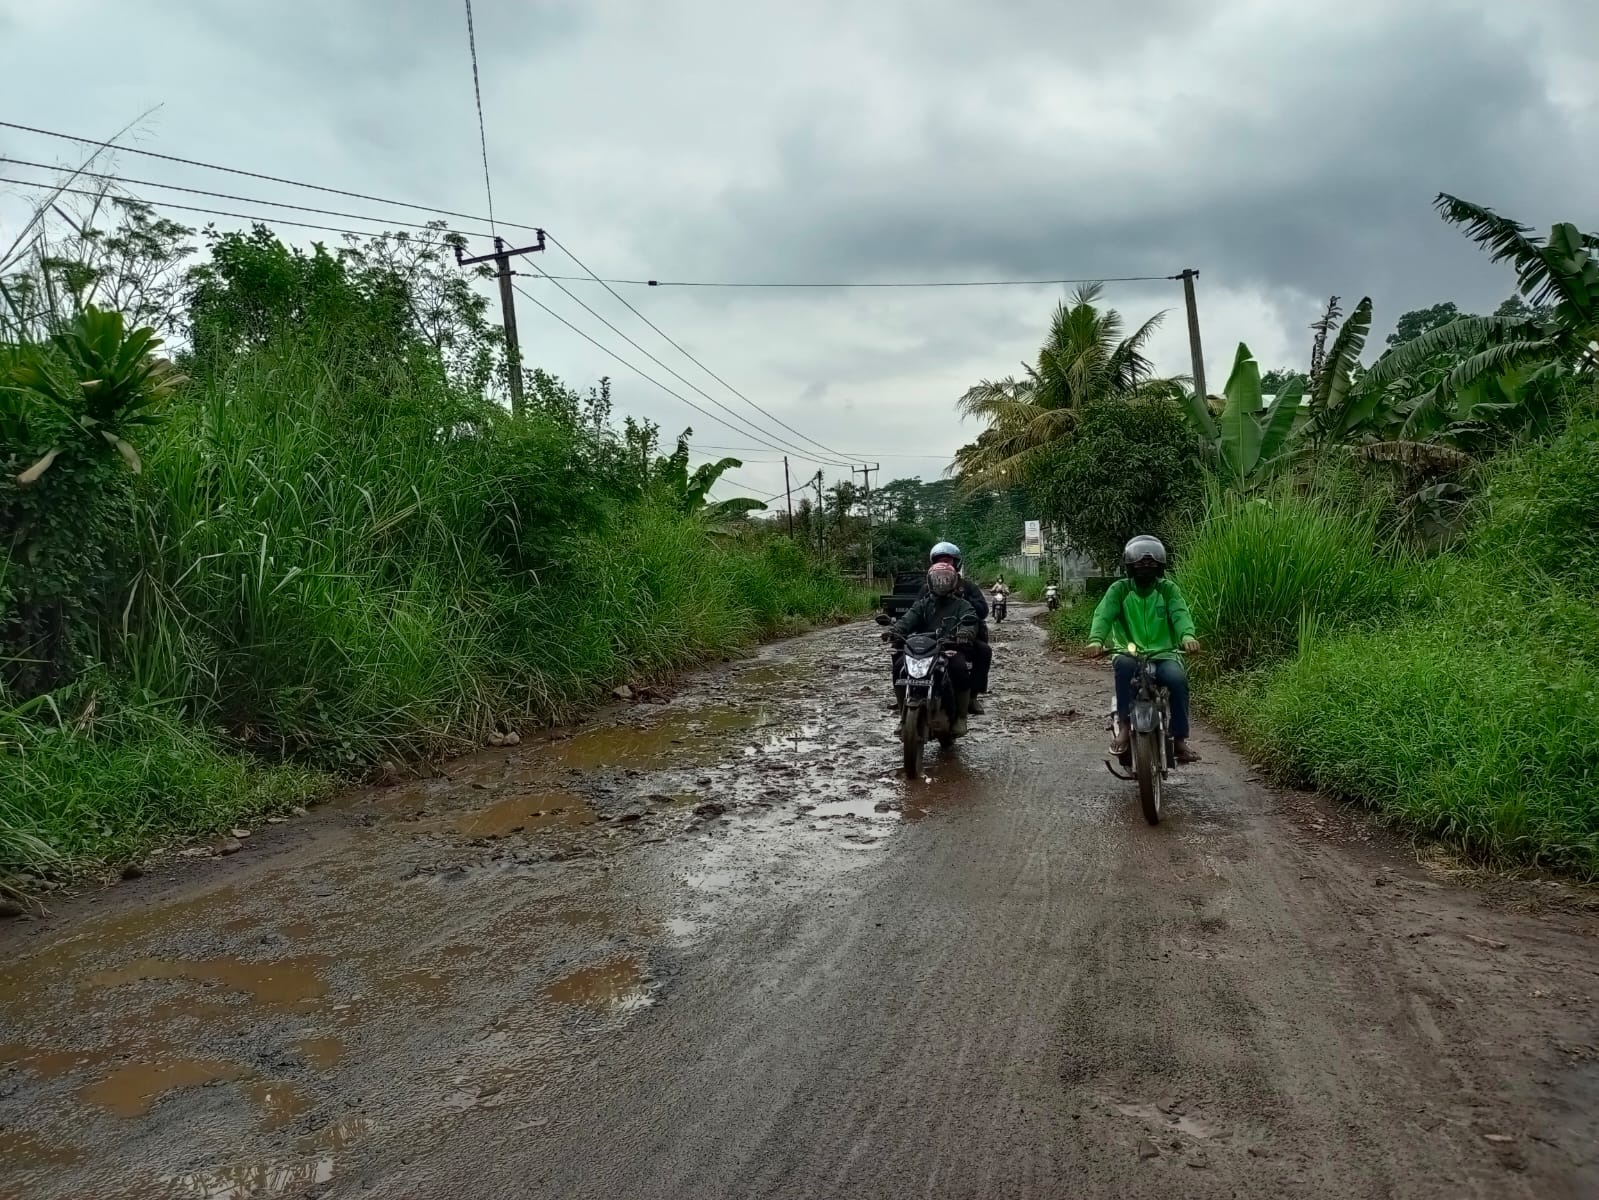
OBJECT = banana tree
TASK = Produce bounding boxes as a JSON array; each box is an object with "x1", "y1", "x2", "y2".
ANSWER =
[
  {"x1": 652, "y1": 433, "x2": 767, "y2": 525},
  {"x1": 1363, "y1": 196, "x2": 1599, "y2": 408},
  {"x1": 1303, "y1": 297, "x2": 1375, "y2": 443},
  {"x1": 1183, "y1": 343, "x2": 1305, "y2": 491},
  {"x1": 5, "y1": 304, "x2": 184, "y2": 485}
]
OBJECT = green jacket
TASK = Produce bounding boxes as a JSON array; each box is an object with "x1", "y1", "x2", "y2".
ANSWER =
[
  {"x1": 894, "y1": 592, "x2": 979, "y2": 642},
  {"x1": 1088, "y1": 578, "x2": 1197, "y2": 661}
]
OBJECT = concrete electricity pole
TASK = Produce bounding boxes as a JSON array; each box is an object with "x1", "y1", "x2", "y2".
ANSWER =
[
  {"x1": 456, "y1": 232, "x2": 546, "y2": 418},
  {"x1": 853, "y1": 463, "x2": 880, "y2": 585},
  {"x1": 1176, "y1": 268, "x2": 1207, "y2": 401}
]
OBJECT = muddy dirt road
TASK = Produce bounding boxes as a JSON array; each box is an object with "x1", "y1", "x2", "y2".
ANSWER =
[{"x1": 3, "y1": 608, "x2": 1597, "y2": 1199}]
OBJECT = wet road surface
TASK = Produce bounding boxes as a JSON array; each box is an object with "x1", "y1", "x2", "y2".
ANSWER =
[{"x1": 3, "y1": 607, "x2": 1597, "y2": 1198}]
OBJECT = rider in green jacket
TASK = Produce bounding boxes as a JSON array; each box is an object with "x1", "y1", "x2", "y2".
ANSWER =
[{"x1": 1086, "y1": 534, "x2": 1202, "y2": 763}]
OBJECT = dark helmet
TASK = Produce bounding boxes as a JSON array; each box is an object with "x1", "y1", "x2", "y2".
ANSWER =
[
  {"x1": 929, "y1": 541, "x2": 962, "y2": 570},
  {"x1": 1122, "y1": 535, "x2": 1168, "y2": 575},
  {"x1": 927, "y1": 561, "x2": 959, "y2": 596}
]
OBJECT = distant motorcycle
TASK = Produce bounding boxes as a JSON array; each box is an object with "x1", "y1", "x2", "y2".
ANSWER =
[
  {"x1": 877, "y1": 614, "x2": 970, "y2": 778},
  {"x1": 1045, "y1": 585, "x2": 1060, "y2": 612},
  {"x1": 991, "y1": 591, "x2": 1008, "y2": 623}
]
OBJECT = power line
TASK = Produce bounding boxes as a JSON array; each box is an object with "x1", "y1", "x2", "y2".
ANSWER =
[
  {"x1": 0, "y1": 175, "x2": 450, "y2": 241},
  {"x1": 517, "y1": 266, "x2": 853, "y2": 466},
  {"x1": 511, "y1": 281, "x2": 818, "y2": 457},
  {"x1": 545, "y1": 232, "x2": 855, "y2": 464},
  {"x1": 691, "y1": 443, "x2": 953, "y2": 462},
  {"x1": 513, "y1": 272, "x2": 1178, "y2": 289},
  {"x1": 461, "y1": 0, "x2": 497, "y2": 236},
  {"x1": 0, "y1": 158, "x2": 491, "y2": 238},
  {"x1": 0, "y1": 118, "x2": 540, "y2": 235}
]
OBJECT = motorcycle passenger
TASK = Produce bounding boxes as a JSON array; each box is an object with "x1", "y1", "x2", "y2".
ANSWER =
[
  {"x1": 1085, "y1": 535, "x2": 1202, "y2": 764},
  {"x1": 887, "y1": 561, "x2": 980, "y2": 736},
  {"x1": 917, "y1": 541, "x2": 993, "y2": 712}
]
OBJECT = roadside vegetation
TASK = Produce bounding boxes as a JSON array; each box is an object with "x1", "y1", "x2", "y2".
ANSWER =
[
  {"x1": 1, "y1": 199, "x2": 858, "y2": 880},
  {"x1": 955, "y1": 194, "x2": 1597, "y2": 876}
]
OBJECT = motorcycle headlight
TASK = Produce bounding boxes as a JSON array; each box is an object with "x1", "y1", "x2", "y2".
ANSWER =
[{"x1": 905, "y1": 655, "x2": 935, "y2": 679}]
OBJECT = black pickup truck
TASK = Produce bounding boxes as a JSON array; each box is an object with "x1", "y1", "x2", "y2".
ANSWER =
[{"x1": 879, "y1": 570, "x2": 926, "y2": 619}]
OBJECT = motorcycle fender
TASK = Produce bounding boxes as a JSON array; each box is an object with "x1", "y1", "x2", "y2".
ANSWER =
[{"x1": 1132, "y1": 701, "x2": 1158, "y2": 734}]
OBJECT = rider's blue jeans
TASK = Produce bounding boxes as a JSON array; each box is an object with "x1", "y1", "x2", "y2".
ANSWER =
[{"x1": 1113, "y1": 655, "x2": 1190, "y2": 739}]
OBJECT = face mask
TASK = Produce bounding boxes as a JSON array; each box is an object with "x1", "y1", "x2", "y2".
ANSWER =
[{"x1": 1131, "y1": 565, "x2": 1159, "y2": 589}]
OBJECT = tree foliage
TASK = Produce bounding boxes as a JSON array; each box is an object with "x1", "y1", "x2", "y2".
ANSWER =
[{"x1": 1033, "y1": 395, "x2": 1205, "y2": 570}]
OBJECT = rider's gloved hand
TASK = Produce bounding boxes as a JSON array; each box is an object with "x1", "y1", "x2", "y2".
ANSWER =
[
  {"x1": 880, "y1": 630, "x2": 894, "y2": 644},
  {"x1": 1181, "y1": 636, "x2": 1200, "y2": 653},
  {"x1": 1084, "y1": 642, "x2": 1108, "y2": 659}
]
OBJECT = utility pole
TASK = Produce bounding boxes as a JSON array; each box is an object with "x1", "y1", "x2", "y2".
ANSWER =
[
  {"x1": 783, "y1": 456, "x2": 795, "y2": 538},
  {"x1": 810, "y1": 470, "x2": 825, "y2": 554},
  {"x1": 853, "y1": 462, "x2": 880, "y2": 586},
  {"x1": 1176, "y1": 268, "x2": 1207, "y2": 402},
  {"x1": 456, "y1": 231, "x2": 547, "y2": 418}
]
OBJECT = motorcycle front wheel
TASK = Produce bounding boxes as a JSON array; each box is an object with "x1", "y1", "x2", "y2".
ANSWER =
[
  {"x1": 902, "y1": 705, "x2": 924, "y2": 778},
  {"x1": 1135, "y1": 730, "x2": 1162, "y2": 824}
]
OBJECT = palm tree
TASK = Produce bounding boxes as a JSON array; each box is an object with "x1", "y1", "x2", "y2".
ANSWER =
[{"x1": 954, "y1": 284, "x2": 1182, "y2": 486}]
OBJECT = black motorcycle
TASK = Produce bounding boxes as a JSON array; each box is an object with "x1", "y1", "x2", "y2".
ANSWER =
[
  {"x1": 1104, "y1": 644, "x2": 1174, "y2": 824},
  {"x1": 877, "y1": 615, "x2": 969, "y2": 778},
  {"x1": 991, "y1": 592, "x2": 1007, "y2": 623}
]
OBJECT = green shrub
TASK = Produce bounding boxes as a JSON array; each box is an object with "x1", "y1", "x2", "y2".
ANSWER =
[
  {"x1": 1213, "y1": 607, "x2": 1599, "y2": 876},
  {"x1": 1048, "y1": 594, "x2": 1094, "y2": 645},
  {"x1": 1471, "y1": 418, "x2": 1599, "y2": 594},
  {"x1": 0, "y1": 691, "x2": 326, "y2": 870}
]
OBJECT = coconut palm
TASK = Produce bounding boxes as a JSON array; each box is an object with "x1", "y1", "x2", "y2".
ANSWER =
[{"x1": 954, "y1": 284, "x2": 1182, "y2": 486}]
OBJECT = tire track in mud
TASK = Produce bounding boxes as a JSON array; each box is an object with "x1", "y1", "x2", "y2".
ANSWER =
[{"x1": 1, "y1": 608, "x2": 1596, "y2": 1199}]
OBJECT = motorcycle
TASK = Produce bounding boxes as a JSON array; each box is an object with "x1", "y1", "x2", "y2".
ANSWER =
[
  {"x1": 991, "y1": 592, "x2": 1007, "y2": 623},
  {"x1": 1104, "y1": 642, "x2": 1174, "y2": 824},
  {"x1": 877, "y1": 614, "x2": 970, "y2": 778},
  {"x1": 1045, "y1": 587, "x2": 1060, "y2": 612}
]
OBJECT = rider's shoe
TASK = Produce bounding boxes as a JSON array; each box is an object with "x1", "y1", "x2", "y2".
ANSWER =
[
  {"x1": 1109, "y1": 728, "x2": 1130, "y2": 756},
  {"x1": 968, "y1": 695, "x2": 985, "y2": 715},
  {"x1": 952, "y1": 716, "x2": 969, "y2": 737},
  {"x1": 1175, "y1": 738, "x2": 1201, "y2": 764}
]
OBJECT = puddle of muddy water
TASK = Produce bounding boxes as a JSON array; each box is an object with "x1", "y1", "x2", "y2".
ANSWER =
[
  {"x1": 168, "y1": 1154, "x2": 336, "y2": 1200},
  {"x1": 0, "y1": 1042, "x2": 118, "y2": 1078},
  {"x1": 164, "y1": 1113, "x2": 376, "y2": 1197},
  {"x1": 88, "y1": 955, "x2": 329, "y2": 1010},
  {"x1": 78, "y1": 1056, "x2": 249, "y2": 1117},
  {"x1": 547, "y1": 707, "x2": 760, "y2": 771},
  {"x1": 453, "y1": 790, "x2": 595, "y2": 838},
  {"x1": 245, "y1": 1080, "x2": 311, "y2": 1129},
  {"x1": 544, "y1": 956, "x2": 653, "y2": 1013},
  {"x1": 0, "y1": 1127, "x2": 83, "y2": 1168},
  {"x1": 730, "y1": 661, "x2": 804, "y2": 687},
  {"x1": 296, "y1": 1036, "x2": 345, "y2": 1070}
]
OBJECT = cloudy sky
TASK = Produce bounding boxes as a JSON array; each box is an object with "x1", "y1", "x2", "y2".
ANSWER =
[{"x1": 3, "y1": 0, "x2": 1595, "y2": 503}]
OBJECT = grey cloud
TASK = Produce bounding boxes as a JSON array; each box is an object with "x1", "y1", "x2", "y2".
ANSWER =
[
  {"x1": 654, "y1": 3, "x2": 1588, "y2": 344},
  {"x1": 4, "y1": 0, "x2": 1594, "y2": 477}
]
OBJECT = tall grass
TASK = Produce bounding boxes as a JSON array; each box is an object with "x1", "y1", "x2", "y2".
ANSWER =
[
  {"x1": 1, "y1": 336, "x2": 857, "y2": 872},
  {"x1": 1214, "y1": 604, "x2": 1599, "y2": 876},
  {"x1": 1179, "y1": 488, "x2": 1399, "y2": 669},
  {"x1": 1192, "y1": 428, "x2": 1599, "y2": 876}
]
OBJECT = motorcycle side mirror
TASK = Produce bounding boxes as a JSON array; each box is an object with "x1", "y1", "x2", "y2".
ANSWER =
[{"x1": 874, "y1": 613, "x2": 892, "y2": 626}]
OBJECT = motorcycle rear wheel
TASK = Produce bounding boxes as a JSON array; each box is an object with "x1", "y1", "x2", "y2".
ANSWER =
[
  {"x1": 1135, "y1": 730, "x2": 1162, "y2": 824},
  {"x1": 902, "y1": 706, "x2": 923, "y2": 778}
]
